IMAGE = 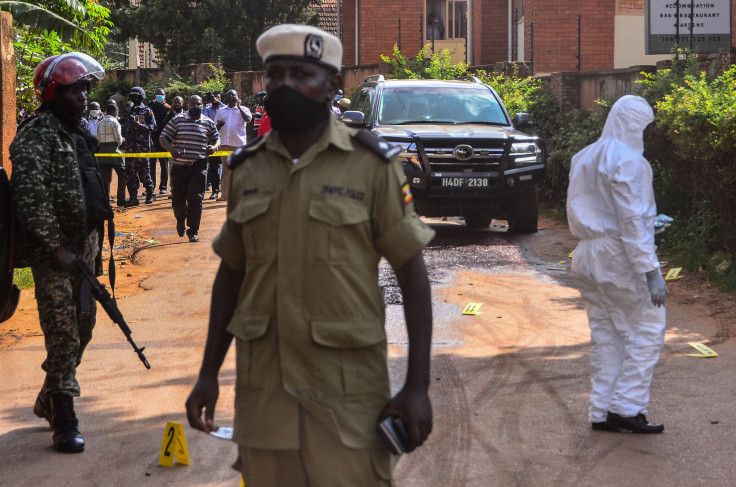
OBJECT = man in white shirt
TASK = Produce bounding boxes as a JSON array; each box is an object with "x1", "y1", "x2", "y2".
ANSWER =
[
  {"x1": 214, "y1": 89, "x2": 252, "y2": 201},
  {"x1": 97, "y1": 103, "x2": 127, "y2": 206},
  {"x1": 86, "y1": 101, "x2": 102, "y2": 137}
]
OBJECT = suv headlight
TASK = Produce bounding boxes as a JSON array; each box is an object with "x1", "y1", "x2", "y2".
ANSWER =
[{"x1": 509, "y1": 142, "x2": 541, "y2": 165}]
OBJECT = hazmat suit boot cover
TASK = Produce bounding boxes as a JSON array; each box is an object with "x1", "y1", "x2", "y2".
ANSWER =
[{"x1": 566, "y1": 95, "x2": 666, "y2": 422}]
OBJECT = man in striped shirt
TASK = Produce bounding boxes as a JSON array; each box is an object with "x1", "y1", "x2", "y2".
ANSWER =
[{"x1": 159, "y1": 95, "x2": 220, "y2": 242}]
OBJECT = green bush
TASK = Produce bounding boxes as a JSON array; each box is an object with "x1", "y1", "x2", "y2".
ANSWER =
[
  {"x1": 89, "y1": 64, "x2": 231, "y2": 107},
  {"x1": 13, "y1": 267, "x2": 34, "y2": 290},
  {"x1": 89, "y1": 79, "x2": 132, "y2": 106}
]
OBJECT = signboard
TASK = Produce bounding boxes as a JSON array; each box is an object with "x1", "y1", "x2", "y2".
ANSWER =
[{"x1": 645, "y1": 1, "x2": 732, "y2": 54}]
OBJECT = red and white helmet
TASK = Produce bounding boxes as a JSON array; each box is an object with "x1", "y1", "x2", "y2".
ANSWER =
[{"x1": 33, "y1": 52, "x2": 105, "y2": 102}]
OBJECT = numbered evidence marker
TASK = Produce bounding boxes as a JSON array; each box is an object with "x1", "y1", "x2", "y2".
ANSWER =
[
  {"x1": 665, "y1": 267, "x2": 682, "y2": 281},
  {"x1": 687, "y1": 342, "x2": 719, "y2": 358},
  {"x1": 159, "y1": 421, "x2": 190, "y2": 467},
  {"x1": 568, "y1": 250, "x2": 575, "y2": 259},
  {"x1": 462, "y1": 303, "x2": 483, "y2": 315}
]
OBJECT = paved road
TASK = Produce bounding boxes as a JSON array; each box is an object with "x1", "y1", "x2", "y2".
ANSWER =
[{"x1": 1, "y1": 202, "x2": 735, "y2": 487}]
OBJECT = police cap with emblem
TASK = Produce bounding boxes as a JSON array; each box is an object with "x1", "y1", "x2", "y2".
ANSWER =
[{"x1": 256, "y1": 24, "x2": 342, "y2": 73}]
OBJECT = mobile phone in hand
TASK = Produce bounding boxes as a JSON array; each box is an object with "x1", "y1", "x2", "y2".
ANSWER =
[{"x1": 378, "y1": 415, "x2": 409, "y2": 455}]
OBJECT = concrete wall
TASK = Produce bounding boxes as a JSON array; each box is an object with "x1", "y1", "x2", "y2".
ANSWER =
[
  {"x1": 614, "y1": 14, "x2": 669, "y2": 69},
  {"x1": 0, "y1": 12, "x2": 15, "y2": 174}
]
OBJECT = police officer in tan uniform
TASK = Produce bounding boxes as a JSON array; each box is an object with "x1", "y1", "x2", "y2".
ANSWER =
[{"x1": 186, "y1": 24, "x2": 435, "y2": 486}]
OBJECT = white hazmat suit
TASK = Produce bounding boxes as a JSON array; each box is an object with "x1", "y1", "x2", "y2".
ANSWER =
[{"x1": 567, "y1": 95, "x2": 666, "y2": 425}]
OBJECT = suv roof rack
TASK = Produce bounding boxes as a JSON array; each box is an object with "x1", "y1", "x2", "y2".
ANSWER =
[
  {"x1": 363, "y1": 74, "x2": 385, "y2": 83},
  {"x1": 455, "y1": 76, "x2": 483, "y2": 83}
]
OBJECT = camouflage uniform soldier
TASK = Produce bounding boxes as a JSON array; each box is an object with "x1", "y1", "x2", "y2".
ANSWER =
[
  {"x1": 121, "y1": 86, "x2": 157, "y2": 206},
  {"x1": 9, "y1": 52, "x2": 112, "y2": 453}
]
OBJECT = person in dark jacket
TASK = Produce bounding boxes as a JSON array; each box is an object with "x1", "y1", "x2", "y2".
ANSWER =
[
  {"x1": 10, "y1": 52, "x2": 113, "y2": 454},
  {"x1": 121, "y1": 86, "x2": 156, "y2": 206}
]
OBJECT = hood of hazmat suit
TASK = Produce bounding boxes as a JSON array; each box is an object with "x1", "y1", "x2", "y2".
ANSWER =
[{"x1": 567, "y1": 95, "x2": 660, "y2": 282}]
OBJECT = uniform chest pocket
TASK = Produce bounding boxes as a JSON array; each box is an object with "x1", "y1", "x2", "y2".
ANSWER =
[
  {"x1": 308, "y1": 197, "x2": 370, "y2": 264},
  {"x1": 229, "y1": 193, "x2": 275, "y2": 263}
]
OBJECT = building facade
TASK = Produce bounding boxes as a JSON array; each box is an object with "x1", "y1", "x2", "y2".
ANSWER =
[{"x1": 327, "y1": 0, "x2": 735, "y2": 74}]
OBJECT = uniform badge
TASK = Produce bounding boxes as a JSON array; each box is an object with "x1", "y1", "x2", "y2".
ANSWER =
[
  {"x1": 304, "y1": 34, "x2": 324, "y2": 61},
  {"x1": 402, "y1": 184, "x2": 413, "y2": 205}
]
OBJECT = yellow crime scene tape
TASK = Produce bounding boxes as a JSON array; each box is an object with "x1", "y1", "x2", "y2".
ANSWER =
[{"x1": 95, "y1": 151, "x2": 234, "y2": 158}]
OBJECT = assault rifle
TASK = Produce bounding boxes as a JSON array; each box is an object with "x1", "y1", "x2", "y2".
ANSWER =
[{"x1": 73, "y1": 252, "x2": 151, "y2": 369}]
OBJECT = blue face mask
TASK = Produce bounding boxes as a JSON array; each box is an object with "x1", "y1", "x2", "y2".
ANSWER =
[{"x1": 156, "y1": 94, "x2": 165, "y2": 103}]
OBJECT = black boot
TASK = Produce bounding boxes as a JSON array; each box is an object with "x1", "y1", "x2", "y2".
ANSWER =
[
  {"x1": 145, "y1": 191, "x2": 156, "y2": 204},
  {"x1": 50, "y1": 394, "x2": 85, "y2": 453},
  {"x1": 33, "y1": 389, "x2": 52, "y2": 427},
  {"x1": 124, "y1": 194, "x2": 140, "y2": 208}
]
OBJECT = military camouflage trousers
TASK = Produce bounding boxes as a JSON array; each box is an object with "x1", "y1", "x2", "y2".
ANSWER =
[{"x1": 32, "y1": 229, "x2": 99, "y2": 397}]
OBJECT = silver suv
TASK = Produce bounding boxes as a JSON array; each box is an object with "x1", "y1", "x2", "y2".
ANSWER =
[{"x1": 344, "y1": 76, "x2": 545, "y2": 232}]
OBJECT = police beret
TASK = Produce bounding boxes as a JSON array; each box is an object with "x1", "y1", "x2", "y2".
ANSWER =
[
  {"x1": 256, "y1": 24, "x2": 342, "y2": 72},
  {"x1": 130, "y1": 86, "x2": 145, "y2": 98}
]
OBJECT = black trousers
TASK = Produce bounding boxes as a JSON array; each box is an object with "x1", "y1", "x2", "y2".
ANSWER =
[
  {"x1": 100, "y1": 165, "x2": 127, "y2": 203},
  {"x1": 170, "y1": 159, "x2": 208, "y2": 236},
  {"x1": 150, "y1": 157, "x2": 169, "y2": 191}
]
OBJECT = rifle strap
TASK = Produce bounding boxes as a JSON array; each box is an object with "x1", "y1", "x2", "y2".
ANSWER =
[{"x1": 107, "y1": 216, "x2": 116, "y2": 300}]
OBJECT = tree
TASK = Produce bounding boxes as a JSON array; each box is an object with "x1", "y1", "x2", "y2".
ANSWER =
[
  {"x1": 1, "y1": 1, "x2": 105, "y2": 55},
  {"x1": 109, "y1": 0, "x2": 318, "y2": 72},
  {"x1": 1, "y1": 0, "x2": 113, "y2": 116}
]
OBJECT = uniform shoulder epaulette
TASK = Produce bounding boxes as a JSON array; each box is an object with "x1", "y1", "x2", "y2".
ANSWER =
[
  {"x1": 351, "y1": 129, "x2": 399, "y2": 162},
  {"x1": 226, "y1": 135, "x2": 267, "y2": 169}
]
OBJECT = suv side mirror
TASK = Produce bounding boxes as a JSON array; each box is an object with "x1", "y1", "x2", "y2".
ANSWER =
[
  {"x1": 342, "y1": 111, "x2": 365, "y2": 127},
  {"x1": 512, "y1": 113, "x2": 533, "y2": 132}
]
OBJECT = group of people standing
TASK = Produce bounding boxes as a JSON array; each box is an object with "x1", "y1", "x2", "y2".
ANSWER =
[{"x1": 83, "y1": 85, "x2": 257, "y2": 242}]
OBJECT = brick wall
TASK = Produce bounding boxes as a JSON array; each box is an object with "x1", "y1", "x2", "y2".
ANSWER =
[
  {"x1": 522, "y1": 0, "x2": 615, "y2": 74},
  {"x1": 342, "y1": 0, "x2": 424, "y2": 65},
  {"x1": 475, "y1": 0, "x2": 509, "y2": 65}
]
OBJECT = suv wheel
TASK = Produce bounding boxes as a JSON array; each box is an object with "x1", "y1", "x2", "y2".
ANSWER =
[
  {"x1": 464, "y1": 212, "x2": 493, "y2": 229},
  {"x1": 507, "y1": 187, "x2": 539, "y2": 234}
]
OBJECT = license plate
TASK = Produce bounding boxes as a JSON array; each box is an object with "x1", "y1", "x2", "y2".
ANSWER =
[{"x1": 440, "y1": 177, "x2": 489, "y2": 188}]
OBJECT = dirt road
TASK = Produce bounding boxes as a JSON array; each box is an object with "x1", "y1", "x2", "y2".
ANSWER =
[{"x1": 2, "y1": 199, "x2": 736, "y2": 487}]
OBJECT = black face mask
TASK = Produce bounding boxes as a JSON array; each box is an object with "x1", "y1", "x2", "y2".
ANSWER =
[
  {"x1": 174, "y1": 107, "x2": 184, "y2": 113},
  {"x1": 188, "y1": 107, "x2": 202, "y2": 119},
  {"x1": 264, "y1": 85, "x2": 330, "y2": 134}
]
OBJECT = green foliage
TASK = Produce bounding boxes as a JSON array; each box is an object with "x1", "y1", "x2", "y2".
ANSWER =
[
  {"x1": 89, "y1": 64, "x2": 231, "y2": 107},
  {"x1": 381, "y1": 44, "x2": 469, "y2": 80},
  {"x1": 13, "y1": 267, "x2": 34, "y2": 289},
  {"x1": 541, "y1": 100, "x2": 611, "y2": 204},
  {"x1": 110, "y1": 0, "x2": 317, "y2": 72},
  {"x1": 88, "y1": 78, "x2": 131, "y2": 106},
  {"x1": 6, "y1": 0, "x2": 113, "y2": 117}
]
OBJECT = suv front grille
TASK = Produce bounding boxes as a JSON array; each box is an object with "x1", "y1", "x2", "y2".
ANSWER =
[{"x1": 422, "y1": 140, "x2": 505, "y2": 173}]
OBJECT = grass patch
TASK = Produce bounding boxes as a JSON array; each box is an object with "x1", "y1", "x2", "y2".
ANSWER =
[{"x1": 13, "y1": 267, "x2": 34, "y2": 289}]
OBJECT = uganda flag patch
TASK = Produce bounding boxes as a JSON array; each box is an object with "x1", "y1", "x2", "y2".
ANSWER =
[{"x1": 402, "y1": 184, "x2": 413, "y2": 204}]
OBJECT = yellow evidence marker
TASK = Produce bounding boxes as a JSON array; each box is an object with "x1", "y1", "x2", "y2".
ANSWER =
[
  {"x1": 568, "y1": 250, "x2": 575, "y2": 258},
  {"x1": 462, "y1": 303, "x2": 483, "y2": 315},
  {"x1": 687, "y1": 342, "x2": 719, "y2": 358},
  {"x1": 665, "y1": 267, "x2": 682, "y2": 281},
  {"x1": 546, "y1": 261, "x2": 568, "y2": 271},
  {"x1": 159, "y1": 421, "x2": 190, "y2": 467}
]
